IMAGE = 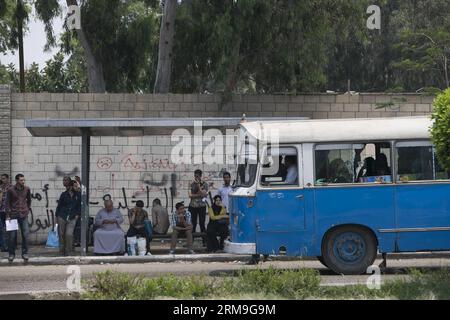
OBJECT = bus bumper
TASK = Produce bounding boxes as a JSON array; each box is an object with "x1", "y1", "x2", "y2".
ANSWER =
[{"x1": 224, "y1": 240, "x2": 256, "y2": 255}]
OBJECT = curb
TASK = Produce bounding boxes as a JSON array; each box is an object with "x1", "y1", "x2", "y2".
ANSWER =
[
  {"x1": 0, "y1": 290, "x2": 81, "y2": 300},
  {"x1": 1, "y1": 252, "x2": 449, "y2": 267}
]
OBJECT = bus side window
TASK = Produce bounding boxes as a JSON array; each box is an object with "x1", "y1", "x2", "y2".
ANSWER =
[
  {"x1": 260, "y1": 147, "x2": 298, "y2": 187},
  {"x1": 315, "y1": 148, "x2": 353, "y2": 185},
  {"x1": 397, "y1": 142, "x2": 449, "y2": 182},
  {"x1": 315, "y1": 142, "x2": 392, "y2": 185}
]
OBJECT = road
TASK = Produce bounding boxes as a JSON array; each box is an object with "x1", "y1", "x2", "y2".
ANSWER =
[{"x1": 0, "y1": 256, "x2": 449, "y2": 298}]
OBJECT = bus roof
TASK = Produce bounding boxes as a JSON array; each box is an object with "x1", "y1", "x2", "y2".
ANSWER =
[{"x1": 240, "y1": 116, "x2": 432, "y2": 143}]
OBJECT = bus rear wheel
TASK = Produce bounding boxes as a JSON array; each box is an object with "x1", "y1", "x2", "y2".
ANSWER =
[{"x1": 322, "y1": 226, "x2": 377, "y2": 275}]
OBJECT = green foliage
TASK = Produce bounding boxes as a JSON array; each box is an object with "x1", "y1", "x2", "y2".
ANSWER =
[
  {"x1": 172, "y1": 0, "x2": 332, "y2": 94},
  {"x1": 82, "y1": 268, "x2": 450, "y2": 300},
  {"x1": 390, "y1": 1, "x2": 450, "y2": 91},
  {"x1": 0, "y1": 63, "x2": 19, "y2": 87},
  {"x1": 83, "y1": 271, "x2": 214, "y2": 300},
  {"x1": 34, "y1": 0, "x2": 61, "y2": 50},
  {"x1": 431, "y1": 88, "x2": 450, "y2": 171},
  {"x1": 2, "y1": 0, "x2": 450, "y2": 94},
  {"x1": 0, "y1": 45, "x2": 88, "y2": 92},
  {"x1": 219, "y1": 268, "x2": 321, "y2": 299},
  {"x1": 69, "y1": 0, "x2": 159, "y2": 92},
  {"x1": 83, "y1": 268, "x2": 321, "y2": 300}
]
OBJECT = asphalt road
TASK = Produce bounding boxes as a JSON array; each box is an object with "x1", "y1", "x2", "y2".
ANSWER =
[{"x1": 0, "y1": 257, "x2": 449, "y2": 297}]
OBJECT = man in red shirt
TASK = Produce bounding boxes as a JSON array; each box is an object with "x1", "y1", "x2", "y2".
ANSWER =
[{"x1": 6, "y1": 174, "x2": 32, "y2": 263}]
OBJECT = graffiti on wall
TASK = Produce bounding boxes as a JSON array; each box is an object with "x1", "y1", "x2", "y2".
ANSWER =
[
  {"x1": 25, "y1": 154, "x2": 231, "y2": 235},
  {"x1": 28, "y1": 184, "x2": 56, "y2": 234}
]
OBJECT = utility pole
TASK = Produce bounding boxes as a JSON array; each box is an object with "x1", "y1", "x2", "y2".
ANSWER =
[{"x1": 17, "y1": 0, "x2": 25, "y2": 92}]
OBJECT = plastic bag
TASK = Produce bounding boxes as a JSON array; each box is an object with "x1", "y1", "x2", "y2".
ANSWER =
[
  {"x1": 137, "y1": 238, "x2": 147, "y2": 256},
  {"x1": 46, "y1": 224, "x2": 59, "y2": 248},
  {"x1": 127, "y1": 236, "x2": 137, "y2": 256},
  {"x1": 144, "y1": 220, "x2": 153, "y2": 241}
]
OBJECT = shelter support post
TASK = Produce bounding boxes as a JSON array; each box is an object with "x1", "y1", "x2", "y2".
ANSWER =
[{"x1": 81, "y1": 128, "x2": 91, "y2": 256}]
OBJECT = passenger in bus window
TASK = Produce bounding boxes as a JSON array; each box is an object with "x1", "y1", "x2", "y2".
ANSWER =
[
  {"x1": 357, "y1": 157, "x2": 376, "y2": 182},
  {"x1": 375, "y1": 153, "x2": 391, "y2": 176},
  {"x1": 329, "y1": 159, "x2": 352, "y2": 183},
  {"x1": 285, "y1": 156, "x2": 298, "y2": 185}
]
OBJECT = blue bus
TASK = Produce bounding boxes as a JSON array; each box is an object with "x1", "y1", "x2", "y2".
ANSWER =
[{"x1": 224, "y1": 117, "x2": 450, "y2": 275}]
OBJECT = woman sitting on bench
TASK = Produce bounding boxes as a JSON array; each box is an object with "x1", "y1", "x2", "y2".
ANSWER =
[{"x1": 206, "y1": 195, "x2": 229, "y2": 253}]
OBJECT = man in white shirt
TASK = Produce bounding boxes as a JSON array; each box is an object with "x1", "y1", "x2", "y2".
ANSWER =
[
  {"x1": 217, "y1": 172, "x2": 233, "y2": 212},
  {"x1": 285, "y1": 156, "x2": 298, "y2": 185}
]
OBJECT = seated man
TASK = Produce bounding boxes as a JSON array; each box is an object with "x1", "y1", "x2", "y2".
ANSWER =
[
  {"x1": 125, "y1": 200, "x2": 151, "y2": 254},
  {"x1": 206, "y1": 195, "x2": 229, "y2": 253},
  {"x1": 152, "y1": 198, "x2": 169, "y2": 235},
  {"x1": 170, "y1": 202, "x2": 194, "y2": 255},
  {"x1": 94, "y1": 200, "x2": 125, "y2": 255}
]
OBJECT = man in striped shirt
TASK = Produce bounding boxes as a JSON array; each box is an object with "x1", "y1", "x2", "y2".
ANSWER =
[{"x1": 170, "y1": 202, "x2": 194, "y2": 254}]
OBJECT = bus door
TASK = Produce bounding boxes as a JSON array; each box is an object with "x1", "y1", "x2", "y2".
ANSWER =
[
  {"x1": 256, "y1": 146, "x2": 306, "y2": 256},
  {"x1": 394, "y1": 141, "x2": 450, "y2": 252}
]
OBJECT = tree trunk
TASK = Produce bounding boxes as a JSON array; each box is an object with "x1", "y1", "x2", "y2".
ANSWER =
[
  {"x1": 154, "y1": 0, "x2": 177, "y2": 94},
  {"x1": 444, "y1": 55, "x2": 449, "y2": 88},
  {"x1": 66, "y1": 0, "x2": 106, "y2": 93}
]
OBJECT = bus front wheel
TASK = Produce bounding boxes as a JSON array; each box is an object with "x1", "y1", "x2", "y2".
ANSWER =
[{"x1": 322, "y1": 225, "x2": 377, "y2": 275}]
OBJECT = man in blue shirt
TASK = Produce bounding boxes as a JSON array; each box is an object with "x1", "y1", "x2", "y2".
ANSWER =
[
  {"x1": 55, "y1": 180, "x2": 81, "y2": 256},
  {"x1": 170, "y1": 202, "x2": 194, "y2": 255},
  {"x1": 217, "y1": 172, "x2": 233, "y2": 212}
]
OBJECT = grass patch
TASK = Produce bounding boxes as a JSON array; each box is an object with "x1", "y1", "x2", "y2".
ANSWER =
[{"x1": 82, "y1": 267, "x2": 450, "y2": 300}]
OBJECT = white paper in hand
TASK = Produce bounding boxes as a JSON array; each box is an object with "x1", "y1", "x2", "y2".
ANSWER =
[{"x1": 6, "y1": 219, "x2": 19, "y2": 231}]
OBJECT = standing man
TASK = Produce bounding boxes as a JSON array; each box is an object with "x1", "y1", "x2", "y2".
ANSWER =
[
  {"x1": 188, "y1": 169, "x2": 208, "y2": 235},
  {"x1": 170, "y1": 202, "x2": 194, "y2": 255},
  {"x1": 0, "y1": 174, "x2": 11, "y2": 252},
  {"x1": 217, "y1": 172, "x2": 233, "y2": 212},
  {"x1": 63, "y1": 176, "x2": 72, "y2": 191},
  {"x1": 55, "y1": 180, "x2": 81, "y2": 256},
  {"x1": 6, "y1": 174, "x2": 31, "y2": 262}
]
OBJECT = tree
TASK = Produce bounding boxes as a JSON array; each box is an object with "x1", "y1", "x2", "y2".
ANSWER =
[
  {"x1": 0, "y1": 0, "x2": 61, "y2": 91},
  {"x1": 64, "y1": 0, "x2": 159, "y2": 93},
  {"x1": 431, "y1": 88, "x2": 450, "y2": 172},
  {"x1": 391, "y1": 0, "x2": 450, "y2": 91},
  {"x1": 171, "y1": 0, "x2": 334, "y2": 95},
  {"x1": 0, "y1": 46, "x2": 88, "y2": 93},
  {"x1": 154, "y1": 0, "x2": 177, "y2": 93},
  {"x1": 66, "y1": 0, "x2": 105, "y2": 92}
]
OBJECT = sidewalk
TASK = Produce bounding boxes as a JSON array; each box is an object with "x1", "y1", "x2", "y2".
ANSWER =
[{"x1": 1, "y1": 242, "x2": 449, "y2": 267}]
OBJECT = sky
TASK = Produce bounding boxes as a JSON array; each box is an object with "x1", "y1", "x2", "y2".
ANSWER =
[{"x1": 0, "y1": 4, "x2": 66, "y2": 69}]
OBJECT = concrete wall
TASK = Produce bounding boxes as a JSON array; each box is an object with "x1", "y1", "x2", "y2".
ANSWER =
[
  {"x1": 10, "y1": 92, "x2": 435, "y2": 119},
  {"x1": 0, "y1": 85, "x2": 11, "y2": 176},
  {"x1": 4, "y1": 90, "x2": 436, "y2": 243}
]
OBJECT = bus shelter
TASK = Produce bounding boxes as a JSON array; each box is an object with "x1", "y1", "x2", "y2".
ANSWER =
[{"x1": 25, "y1": 117, "x2": 304, "y2": 256}]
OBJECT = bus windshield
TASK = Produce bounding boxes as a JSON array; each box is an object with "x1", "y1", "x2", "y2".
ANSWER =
[
  {"x1": 236, "y1": 163, "x2": 258, "y2": 188},
  {"x1": 235, "y1": 139, "x2": 258, "y2": 188}
]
